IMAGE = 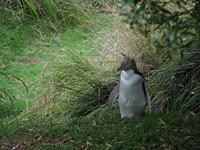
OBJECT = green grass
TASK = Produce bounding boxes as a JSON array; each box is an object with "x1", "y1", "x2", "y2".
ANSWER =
[
  {"x1": 1, "y1": 112, "x2": 200, "y2": 149},
  {"x1": 0, "y1": 4, "x2": 200, "y2": 150},
  {"x1": 1, "y1": 0, "x2": 90, "y2": 26},
  {"x1": 148, "y1": 51, "x2": 200, "y2": 113},
  {"x1": 0, "y1": 6, "x2": 115, "y2": 119}
]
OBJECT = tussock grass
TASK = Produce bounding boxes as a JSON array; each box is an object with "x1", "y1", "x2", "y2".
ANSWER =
[
  {"x1": 1, "y1": 0, "x2": 91, "y2": 25},
  {"x1": 35, "y1": 50, "x2": 115, "y2": 119},
  {"x1": 18, "y1": 51, "x2": 117, "y2": 122},
  {"x1": 149, "y1": 51, "x2": 200, "y2": 113},
  {"x1": 16, "y1": 13, "x2": 137, "y2": 122}
]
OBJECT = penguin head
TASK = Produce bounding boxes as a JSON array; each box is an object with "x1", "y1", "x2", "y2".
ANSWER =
[{"x1": 117, "y1": 57, "x2": 137, "y2": 71}]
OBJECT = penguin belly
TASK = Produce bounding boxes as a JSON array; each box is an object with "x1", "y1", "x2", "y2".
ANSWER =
[{"x1": 119, "y1": 70, "x2": 146, "y2": 118}]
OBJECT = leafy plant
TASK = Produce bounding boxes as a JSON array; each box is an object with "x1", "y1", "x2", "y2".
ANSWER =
[{"x1": 121, "y1": 0, "x2": 200, "y2": 59}]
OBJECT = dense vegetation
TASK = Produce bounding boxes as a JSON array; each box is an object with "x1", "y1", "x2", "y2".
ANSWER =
[
  {"x1": 121, "y1": 0, "x2": 200, "y2": 113},
  {"x1": 0, "y1": 0, "x2": 199, "y2": 149}
]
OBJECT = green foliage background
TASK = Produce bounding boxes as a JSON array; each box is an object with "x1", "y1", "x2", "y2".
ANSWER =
[
  {"x1": 121, "y1": 0, "x2": 200, "y2": 112},
  {"x1": 121, "y1": 0, "x2": 200, "y2": 59},
  {"x1": 0, "y1": 1, "x2": 200, "y2": 149}
]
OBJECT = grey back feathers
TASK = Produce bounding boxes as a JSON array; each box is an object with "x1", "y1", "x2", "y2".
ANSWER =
[{"x1": 142, "y1": 82, "x2": 151, "y2": 113}]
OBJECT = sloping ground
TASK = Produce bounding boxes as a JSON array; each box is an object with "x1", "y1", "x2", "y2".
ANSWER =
[{"x1": 1, "y1": 113, "x2": 199, "y2": 149}]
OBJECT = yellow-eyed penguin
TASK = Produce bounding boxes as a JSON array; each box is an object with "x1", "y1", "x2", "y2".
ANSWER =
[{"x1": 108, "y1": 57, "x2": 151, "y2": 118}]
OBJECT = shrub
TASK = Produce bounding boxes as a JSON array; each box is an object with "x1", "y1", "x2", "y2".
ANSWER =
[{"x1": 121, "y1": 0, "x2": 200, "y2": 60}]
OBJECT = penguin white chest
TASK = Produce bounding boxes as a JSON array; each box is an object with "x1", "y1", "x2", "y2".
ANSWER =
[{"x1": 119, "y1": 70, "x2": 146, "y2": 118}]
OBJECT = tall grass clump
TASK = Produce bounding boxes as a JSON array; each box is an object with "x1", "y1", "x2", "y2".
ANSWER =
[
  {"x1": 149, "y1": 51, "x2": 200, "y2": 113},
  {"x1": 27, "y1": 50, "x2": 118, "y2": 122},
  {"x1": 1, "y1": 0, "x2": 91, "y2": 25}
]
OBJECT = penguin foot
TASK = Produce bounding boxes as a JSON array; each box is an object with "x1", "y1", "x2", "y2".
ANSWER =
[
  {"x1": 127, "y1": 114, "x2": 134, "y2": 118},
  {"x1": 121, "y1": 114, "x2": 136, "y2": 119}
]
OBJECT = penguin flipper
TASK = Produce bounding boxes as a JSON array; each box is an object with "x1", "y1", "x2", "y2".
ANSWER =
[
  {"x1": 142, "y1": 82, "x2": 151, "y2": 113},
  {"x1": 108, "y1": 84, "x2": 120, "y2": 108}
]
